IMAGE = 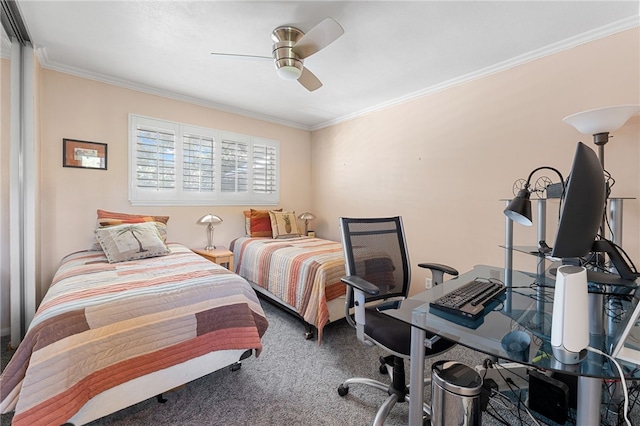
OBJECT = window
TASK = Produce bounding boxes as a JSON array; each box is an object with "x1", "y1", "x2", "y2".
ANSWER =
[{"x1": 129, "y1": 115, "x2": 279, "y2": 206}]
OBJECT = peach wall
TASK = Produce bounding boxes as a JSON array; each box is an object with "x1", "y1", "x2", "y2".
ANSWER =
[
  {"x1": 38, "y1": 70, "x2": 312, "y2": 301},
  {"x1": 311, "y1": 28, "x2": 640, "y2": 294}
]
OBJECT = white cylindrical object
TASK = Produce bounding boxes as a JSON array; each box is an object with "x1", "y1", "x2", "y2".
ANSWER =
[{"x1": 551, "y1": 265, "x2": 589, "y2": 364}]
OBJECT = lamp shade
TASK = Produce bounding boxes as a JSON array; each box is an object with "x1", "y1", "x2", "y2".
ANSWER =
[
  {"x1": 562, "y1": 104, "x2": 640, "y2": 135},
  {"x1": 298, "y1": 212, "x2": 316, "y2": 221},
  {"x1": 504, "y1": 189, "x2": 533, "y2": 226},
  {"x1": 197, "y1": 214, "x2": 223, "y2": 250},
  {"x1": 197, "y1": 214, "x2": 223, "y2": 226}
]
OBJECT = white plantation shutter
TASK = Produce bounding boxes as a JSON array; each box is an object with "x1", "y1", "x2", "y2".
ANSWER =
[
  {"x1": 252, "y1": 143, "x2": 277, "y2": 194},
  {"x1": 129, "y1": 114, "x2": 279, "y2": 206},
  {"x1": 135, "y1": 126, "x2": 176, "y2": 191},
  {"x1": 221, "y1": 138, "x2": 248, "y2": 193},
  {"x1": 183, "y1": 133, "x2": 215, "y2": 192}
]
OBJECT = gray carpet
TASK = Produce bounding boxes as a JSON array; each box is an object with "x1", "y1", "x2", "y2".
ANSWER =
[{"x1": 2, "y1": 299, "x2": 638, "y2": 425}]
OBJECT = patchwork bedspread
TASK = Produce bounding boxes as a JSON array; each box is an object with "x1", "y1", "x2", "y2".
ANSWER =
[
  {"x1": 231, "y1": 236, "x2": 349, "y2": 339},
  {"x1": 0, "y1": 243, "x2": 268, "y2": 426}
]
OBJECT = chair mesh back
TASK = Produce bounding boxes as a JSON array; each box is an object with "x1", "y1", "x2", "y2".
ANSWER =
[{"x1": 339, "y1": 217, "x2": 411, "y2": 303}]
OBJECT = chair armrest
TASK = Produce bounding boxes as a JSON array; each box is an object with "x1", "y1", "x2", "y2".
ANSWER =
[
  {"x1": 418, "y1": 263, "x2": 459, "y2": 286},
  {"x1": 341, "y1": 275, "x2": 380, "y2": 296},
  {"x1": 376, "y1": 300, "x2": 401, "y2": 312}
]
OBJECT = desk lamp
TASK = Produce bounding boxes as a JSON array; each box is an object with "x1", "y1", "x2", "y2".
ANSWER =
[
  {"x1": 197, "y1": 214, "x2": 223, "y2": 250},
  {"x1": 503, "y1": 166, "x2": 565, "y2": 226},
  {"x1": 563, "y1": 104, "x2": 640, "y2": 169},
  {"x1": 298, "y1": 212, "x2": 316, "y2": 235}
]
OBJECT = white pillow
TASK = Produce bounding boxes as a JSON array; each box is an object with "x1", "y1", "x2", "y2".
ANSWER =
[{"x1": 96, "y1": 222, "x2": 170, "y2": 263}]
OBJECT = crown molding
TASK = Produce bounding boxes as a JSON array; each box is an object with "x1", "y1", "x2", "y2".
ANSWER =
[
  {"x1": 35, "y1": 15, "x2": 639, "y2": 133},
  {"x1": 35, "y1": 47, "x2": 312, "y2": 131},
  {"x1": 310, "y1": 15, "x2": 640, "y2": 131}
]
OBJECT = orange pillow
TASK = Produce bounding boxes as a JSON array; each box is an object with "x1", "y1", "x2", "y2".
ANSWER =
[
  {"x1": 248, "y1": 208, "x2": 281, "y2": 237},
  {"x1": 97, "y1": 209, "x2": 169, "y2": 224}
]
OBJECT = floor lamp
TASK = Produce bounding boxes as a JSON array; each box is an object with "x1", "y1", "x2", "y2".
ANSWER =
[
  {"x1": 563, "y1": 105, "x2": 640, "y2": 345},
  {"x1": 562, "y1": 105, "x2": 640, "y2": 420},
  {"x1": 563, "y1": 104, "x2": 640, "y2": 169},
  {"x1": 563, "y1": 104, "x2": 640, "y2": 240}
]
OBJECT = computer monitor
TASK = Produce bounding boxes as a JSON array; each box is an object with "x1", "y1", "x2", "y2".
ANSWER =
[{"x1": 551, "y1": 142, "x2": 605, "y2": 260}]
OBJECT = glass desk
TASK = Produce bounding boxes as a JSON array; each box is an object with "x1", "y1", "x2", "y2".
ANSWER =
[{"x1": 382, "y1": 265, "x2": 640, "y2": 425}]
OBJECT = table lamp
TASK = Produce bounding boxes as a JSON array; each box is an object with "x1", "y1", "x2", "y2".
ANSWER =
[
  {"x1": 563, "y1": 104, "x2": 640, "y2": 168},
  {"x1": 504, "y1": 166, "x2": 565, "y2": 226},
  {"x1": 298, "y1": 212, "x2": 316, "y2": 235},
  {"x1": 197, "y1": 214, "x2": 223, "y2": 250}
]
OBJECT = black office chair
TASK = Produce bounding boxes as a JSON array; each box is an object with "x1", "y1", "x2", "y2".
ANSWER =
[{"x1": 336, "y1": 216, "x2": 459, "y2": 425}]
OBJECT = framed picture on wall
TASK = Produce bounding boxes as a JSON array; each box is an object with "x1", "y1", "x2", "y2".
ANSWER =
[{"x1": 63, "y1": 139, "x2": 107, "y2": 170}]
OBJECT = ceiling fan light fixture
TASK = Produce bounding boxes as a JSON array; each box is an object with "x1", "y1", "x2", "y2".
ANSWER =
[{"x1": 276, "y1": 65, "x2": 302, "y2": 80}]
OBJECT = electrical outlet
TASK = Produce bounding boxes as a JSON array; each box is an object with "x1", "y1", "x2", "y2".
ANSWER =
[{"x1": 425, "y1": 277, "x2": 433, "y2": 289}]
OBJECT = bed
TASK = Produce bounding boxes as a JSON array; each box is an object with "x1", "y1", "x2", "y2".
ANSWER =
[
  {"x1": 0, "y1": 242, "x2": 268, "y2": 426},
  {"x1": 230, "y1": 235, "x2": 347, "y2": 341}
]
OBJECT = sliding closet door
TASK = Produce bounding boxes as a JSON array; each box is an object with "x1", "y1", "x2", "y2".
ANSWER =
[
  {"x1": 3, "y1": 0, "x2": 36, "y2": 348},
  {"x1": 9, "y1": 38, "x2": 36, "y2": 348}
]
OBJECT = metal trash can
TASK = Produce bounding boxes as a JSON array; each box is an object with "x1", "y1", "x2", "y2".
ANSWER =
[{"x1": 431, "y1": 360, "x2": 483, "y2": 426}]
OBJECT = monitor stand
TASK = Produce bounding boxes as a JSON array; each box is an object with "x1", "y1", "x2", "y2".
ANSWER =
[{"x1": 592, "y1": 240, "x2": 640, "y2": 281}]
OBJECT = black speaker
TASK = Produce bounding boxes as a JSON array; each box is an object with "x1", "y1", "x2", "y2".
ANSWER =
[
  {"x1": 551, "y1": 371, "x2": 578, "y2": 409},
  {"x1": 528, "y1": 370, "x2": 570, "y2": 424}
]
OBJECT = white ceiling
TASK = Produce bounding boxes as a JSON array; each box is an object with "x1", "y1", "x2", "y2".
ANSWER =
[{"x1": 17, "y1": 1, "x2": 640, "y2": 130}]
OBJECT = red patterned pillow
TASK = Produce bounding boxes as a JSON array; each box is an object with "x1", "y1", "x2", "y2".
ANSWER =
[{"x1": 249, "y1": 209, "x2": 282, "y2": 238}]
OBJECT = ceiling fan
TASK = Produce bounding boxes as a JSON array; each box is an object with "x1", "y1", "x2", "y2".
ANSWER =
[{"x1": 211, "y1": 17, "x2": 344, "y2": 92}]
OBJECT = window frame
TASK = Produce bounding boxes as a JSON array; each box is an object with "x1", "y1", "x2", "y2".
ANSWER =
[{"x1": 129, "y1": 114, "x2": 280, "y2": 206}]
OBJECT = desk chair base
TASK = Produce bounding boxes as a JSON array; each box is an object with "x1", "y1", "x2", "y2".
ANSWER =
[{"x1": 337, "y1": 356, "x2": 432, "y2": 426}]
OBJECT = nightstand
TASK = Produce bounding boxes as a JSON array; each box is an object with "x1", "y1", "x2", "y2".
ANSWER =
[{"x1": 192, "y1": 247, "x2": 234, "y2": 271}]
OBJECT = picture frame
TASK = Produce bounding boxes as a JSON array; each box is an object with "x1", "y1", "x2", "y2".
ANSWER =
[{"x1": 63, "y1": 139, "x2": 107, "y2": 170}]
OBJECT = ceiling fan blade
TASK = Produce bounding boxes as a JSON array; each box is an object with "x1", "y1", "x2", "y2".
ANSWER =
[
  {"x1": 292, "y1": 17, "x2": 344, "y2": 59},
  {"x1": 210, "y1": 52, "x2": 272, "y2": 61},
  {"x1": 298, "y1": 67, "x2": 322, "y2": 92}
]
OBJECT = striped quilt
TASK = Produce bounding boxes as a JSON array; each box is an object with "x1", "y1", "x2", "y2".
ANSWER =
[
  {"x1": 0, "y1": 243, "x2": 268, "y2": 426},
  {"x1": 231, "y1": 237, "x2": 348, "y2": 340}
]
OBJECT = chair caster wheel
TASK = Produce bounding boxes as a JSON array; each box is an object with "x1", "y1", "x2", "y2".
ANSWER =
[
  {"x1": 337, "y1": 384, "x2": 349, "y2": 396},
  {"x1": 378, "y1": 356, "x2": 388, "y2": 374}
]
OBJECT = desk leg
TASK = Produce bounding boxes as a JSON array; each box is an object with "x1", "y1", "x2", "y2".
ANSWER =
[
  {"x1": 577, "y1": 376, "x2": 601, "y2": 426},
  {"x1": 409, "y1": 311, "x2": 427, "y2": 426},
  {"x1": 578, "y1": 293, "x2": 604, "y2": 426}
]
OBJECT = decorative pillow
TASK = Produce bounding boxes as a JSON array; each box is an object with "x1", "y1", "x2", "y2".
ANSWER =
[
  {"x1": 90, "y1": 209, "x2": 170, "y2": 250},
  {"x1": 269, "y1": 210, "x2": 301, "y2": 239},
  {"x1": 249, "y1": 208, "x2": 282, "y2": 238},
  {"x1": 97, "y1": 209, "x2": 170, "y2": 224},
  {"x1": 95, "y1": 222, "x2": 170, "y2": 263}
]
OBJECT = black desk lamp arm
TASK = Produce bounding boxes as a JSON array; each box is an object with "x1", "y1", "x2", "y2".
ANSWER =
[{"x1": 524, "y1": 166, "x2": 565, "y2": 192}]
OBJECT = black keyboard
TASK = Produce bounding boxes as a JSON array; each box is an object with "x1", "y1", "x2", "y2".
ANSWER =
[{"x1": 429, "y1": 279, "x2": 506, "y2": 321}]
